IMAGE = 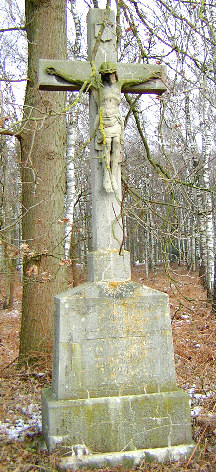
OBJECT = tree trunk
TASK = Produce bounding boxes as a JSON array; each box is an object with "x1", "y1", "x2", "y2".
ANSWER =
[
  {"x1": 145, "y1": 213, "x2": 150, "y2": 277},
  {"x1": 3, "y1": 250, "x2": 16, "y2": 310},
  {"x1": 65, "y1": 104, "x2": 77, "y2": 259},
  {"x1": 191, "y1": 216, "x2": 196, "y2": 272},
  {"x1": 65, "y1": 1, "x2": 81, "y2": 259},
  {"x1": 202, "y1": 126, "x2": 214, "y2": 299},
  {"x1": 70, "y1": 226, "x2": 79, "y2": 287},
  {"x1": 19, "y1": 0, "x2": 67, "y2": 360},
  {"x1": 1, "y1": 83, "x2": 19, "y2": 310},
  {"x1": 149, "y1": 211, "x2": 157, "y2": 274},
  {"x1": 196, "y1": 94, "x2": 215, "y2": 299}
]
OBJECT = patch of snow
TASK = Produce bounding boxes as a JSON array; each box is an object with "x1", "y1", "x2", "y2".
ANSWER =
[
  {"x1": 191, "y1": 406, "x2": 202, "y2": 417},
  {"x1": 0, "y1": 415, "x2": 41, "y2": 440},
  {"x1": 193, "y1": 392, "x2": 212, "y2": 399},
  {"x1": 188, "y1": 385, "x2": 214, "y2": 419},
  {"x1": 8, "y1": 309, "x2": 20, "y2": 318},
  {"x1": 187, "y1": 385, "x2": 196, "y2": 396},
  {"x1": 0, "y1": 399, "x2": 42, "y2": 441}
]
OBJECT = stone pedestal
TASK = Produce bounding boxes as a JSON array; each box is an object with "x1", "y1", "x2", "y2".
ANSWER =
[
  {"x1": 42, "y1": 281, "x2": 193, "y2": 461},
  {"x1": 42, "y1": 389, "x2": 192, "y2": 453}
]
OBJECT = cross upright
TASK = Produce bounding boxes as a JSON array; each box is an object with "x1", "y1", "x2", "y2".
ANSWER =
[{"x1": 38, "y1": 8, "x2": 166, "y2": 282}]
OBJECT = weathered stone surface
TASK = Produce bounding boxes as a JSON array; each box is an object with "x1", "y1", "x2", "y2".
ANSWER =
[
  {"x1": 88, "y1": 9, "x2": 124, "y2": 249},
  {"x1": 87, "y1": 249, "x2": 131, "y2": 281},
  {"x1": 38, "y1": 59, "x2": 91, "y2": 91},
  {"x1": 119, "y1": 62, "x2": 167, "y2": 94},
  {"x1": 52, "y1": 281, "x2": 176, "y2": 400},
  {"x1": 89, "y1": 163, "x2": 123, "y2": 250},
  {"x1": 87, "y1": 9, "x2": 116, "y2": 66},
  {"x1": 57, "y1": 445, "x2": 195, "y2": 471},
  {"x1": 42, "y1": 388, "x2": 192, "y2": 453},
  {"x1": 38, "y1": 61, "x2": 166, "y2": 94}
]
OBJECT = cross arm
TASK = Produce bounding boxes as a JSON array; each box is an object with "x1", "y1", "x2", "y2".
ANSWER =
[
  {"x1": 38, "y1": 59, "x2": 92, "y2": 91},
  {"x1": 38, "y1": 60, "x2": 167, "y2": 95},
  {"x1": 117, "y1": 63, "x2": 167, "y2": 95}
]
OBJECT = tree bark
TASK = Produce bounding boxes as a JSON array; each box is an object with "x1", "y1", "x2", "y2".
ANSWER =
[
  {"x1": 202, "y1": 119, "x2": 214, "y2": 299},
  {"x1": 65, "y1": 101, "x2": 78, "y2": 260},
  {"x1": 19, "y1": 0, "x2": 67, "y2": 360}
]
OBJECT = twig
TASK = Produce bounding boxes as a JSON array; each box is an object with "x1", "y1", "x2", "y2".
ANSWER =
[
  {"x1": 184, "y1": 424, "x2": 208, "y2": 469},
  {"x1": 184, "y1": 402, "x2": 216, "y2": 469},
  {"x1": 25, "y1": 465, "x2": 54, "y2": 471},
  {"x1": 0, "y1": 26, "x2": 25, "y2": 33},
  {"x1": 198, "y1": 438, "x2": 207, "y2": 472}
]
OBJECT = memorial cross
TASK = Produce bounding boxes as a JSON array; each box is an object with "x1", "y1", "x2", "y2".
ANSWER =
[{"x1": 38, "y1": 8, "x2": 166, "y2": 281}]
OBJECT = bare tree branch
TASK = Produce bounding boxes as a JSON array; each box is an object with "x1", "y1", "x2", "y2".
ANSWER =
[{"x1": 0, "y1": 26, "x2": 25, "y2": 33}]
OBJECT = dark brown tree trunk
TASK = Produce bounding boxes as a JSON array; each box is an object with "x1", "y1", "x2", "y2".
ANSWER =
[
  {"x1": 19, "y1": 0, "x2": 67, "y2": 360},
  {"x1": 70, "y1": 228, "x2": 79, "y2": 287},
  {"x1": 3, "y1": 246, "x2": 16, "y2": 310}
]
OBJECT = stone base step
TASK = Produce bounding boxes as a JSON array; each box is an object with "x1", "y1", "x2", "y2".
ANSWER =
[
  {"x1": 42, "y1": 388, "x2": 193, "y2": 453},
  {"x1": 57, "y1": 445, "x2": 195, "y2": 470}
]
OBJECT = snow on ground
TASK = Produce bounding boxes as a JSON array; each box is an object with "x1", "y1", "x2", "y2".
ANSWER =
[{"x1": 0, "y1": 393, "x2": 42, "y2": 441}]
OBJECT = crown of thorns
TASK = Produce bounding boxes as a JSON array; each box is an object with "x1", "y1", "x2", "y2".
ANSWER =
[{"x1": 99, "y1": 61, "x2": 117, "y2": 74}]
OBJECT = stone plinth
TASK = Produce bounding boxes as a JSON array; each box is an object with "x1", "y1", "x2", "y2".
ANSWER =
[
  {"x1": 42, "y1": 388, "x2": 192, "y2": 453},
  {"x1": 42, "y1": 281, "x2": 193, "y2": 455},
  {"x1": 51, "y1": 282, "x2": 176, "y2": 400},
  {"x1": 57, "y1": 445, "x2": 194, "y2": 471}
]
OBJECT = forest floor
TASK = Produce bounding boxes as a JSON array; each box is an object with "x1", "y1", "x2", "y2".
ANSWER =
[{"x1": 0, "y1": 264, "x2": 215, "y2": 471}]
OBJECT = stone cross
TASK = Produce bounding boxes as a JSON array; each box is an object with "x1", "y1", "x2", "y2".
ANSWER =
[
  {"x1": 39, "y1": 10, "x2": 193, "y2": 461},
  {"x1": 38, "y1": 8, "x2": 166, "y2": 282}
]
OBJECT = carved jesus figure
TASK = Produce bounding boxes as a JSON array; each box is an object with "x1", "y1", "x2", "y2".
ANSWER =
[
  {"x1": 93, "y1": 63, "x2": 124, "y2": 193},
  {"x1": 46, "y1": 61, "x2": 161, "y2": 193}
]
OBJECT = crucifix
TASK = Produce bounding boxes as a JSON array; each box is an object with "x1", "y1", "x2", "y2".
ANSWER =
[
  {"x1": 38, "y1": 8, "x2": 166, "y2": 282},
  {"x1": 40, "y1": 11, "x2": 193, "y2": 459}
]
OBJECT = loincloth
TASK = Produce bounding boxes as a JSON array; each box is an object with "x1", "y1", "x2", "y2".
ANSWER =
[{"x1": 95, "y1": 114, "x2": 124, "y2": 152}]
